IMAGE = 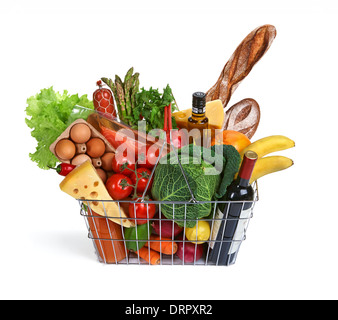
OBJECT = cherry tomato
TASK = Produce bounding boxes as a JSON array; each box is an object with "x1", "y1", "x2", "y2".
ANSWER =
[
  {"x1": 105, "y1": 174, "x2": 133, "y2": 200},
  {"x1": 137, "y1": 144, "x2": 160, "y2": 169},
  {"x1": 129, "y1": 199, "x2": 156, "y2": 225},
  {"x1": 130, "y1": 168, "x2": 153, "y2": 194},
  {"x1": 112, "y1": 151, "x2": 136, "y2": 176}
]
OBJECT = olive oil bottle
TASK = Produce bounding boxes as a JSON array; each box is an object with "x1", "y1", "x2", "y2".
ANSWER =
[{"x1": 187, "y1": 92, "x2": 209, "y2": 147}]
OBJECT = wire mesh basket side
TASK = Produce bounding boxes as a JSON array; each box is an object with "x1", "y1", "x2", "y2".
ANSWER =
[
  {"x1": 72, "y1": 119, "x2": 260, "y2": 266},
  {"x1": 78, "y1": 181, "x2": 258, "y2": 266}
]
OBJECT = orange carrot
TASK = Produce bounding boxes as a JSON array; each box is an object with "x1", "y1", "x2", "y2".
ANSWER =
[
  {"x1": 136, "y1": 246, "x2": 161, "y2": 265},
  {"x1": 145, "y1": 235, "x2": 178, "y2": 255}
]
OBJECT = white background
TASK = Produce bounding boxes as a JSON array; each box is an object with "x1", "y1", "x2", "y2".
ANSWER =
[{"x1": 1, "y1": 0, "x2": 337, "y2": 300}]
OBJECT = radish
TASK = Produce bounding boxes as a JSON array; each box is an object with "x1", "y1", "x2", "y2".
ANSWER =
[
  {"x1": 152, "y1": 214, "x2": 183, "y2": 238},
  {"x1": 176, "y1": 238, "x2": 204, "y2": 263}
]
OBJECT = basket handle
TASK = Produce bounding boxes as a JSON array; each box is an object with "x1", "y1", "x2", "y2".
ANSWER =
[{"x1": 168, "y1": 134, "x2": 197, "y2": 203}]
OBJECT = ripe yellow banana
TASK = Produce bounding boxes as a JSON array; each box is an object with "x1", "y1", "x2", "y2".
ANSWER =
[
  {"x1": 250, "y1": 156, "x2": 294, "y2": 184},
  {"x1": 240, "y1": 135, "x2": 295, "y2": 159}
]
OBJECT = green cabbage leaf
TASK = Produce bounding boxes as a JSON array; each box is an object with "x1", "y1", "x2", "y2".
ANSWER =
[{"x1": 151, "y1": 144, "x2": 241, "y2": 227}]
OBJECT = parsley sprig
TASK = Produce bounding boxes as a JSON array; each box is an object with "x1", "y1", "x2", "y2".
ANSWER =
[{"x1": 132, "y1": 84, "x2": 178, "y2": 132}]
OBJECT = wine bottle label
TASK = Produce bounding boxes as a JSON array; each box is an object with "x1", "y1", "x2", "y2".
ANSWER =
[
  {"x1": 209, "y1": 205, "x2": 252, "y2": 252},
  {"x1": 209, "y1": 207, "x2": 224, "y2": 249},
  {"x1": 228, "y1": 207, "x2": 252, "y2": 255}
]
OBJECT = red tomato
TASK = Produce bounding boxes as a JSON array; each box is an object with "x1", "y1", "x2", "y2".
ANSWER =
[
  {"x1": 129, "y1": 199, "x2": 156, "y2": 225},
  {"x1": 105, "y1": 174, "x2": 133, "y2": 200},
  {"x1": 112, "y1": 152, "x2": 136, "y2": 176},
  {"x1": 130, "y1": 168, "x2": 153, "y2": 194},
  {"x1": 137, "y1": 145, "x2": 160, "y2": 169}
]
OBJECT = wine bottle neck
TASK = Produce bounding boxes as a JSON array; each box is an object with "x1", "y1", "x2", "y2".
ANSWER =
[
  {"x1": 237, "y1": 151, "x2": 258, "y2": 184},
  {"x1": 237, "y1": 177, "x2": 250, "y2": 187}
]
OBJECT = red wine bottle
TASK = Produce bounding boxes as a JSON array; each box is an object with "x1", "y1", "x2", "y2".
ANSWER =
[{"x1": 209, "y1": 150, "x2": 258, "y2": 265}]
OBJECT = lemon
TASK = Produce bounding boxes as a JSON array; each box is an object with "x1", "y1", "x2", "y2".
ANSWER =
[{"x1": 185, "y1": 220, "x2": 211, "y2": 244}]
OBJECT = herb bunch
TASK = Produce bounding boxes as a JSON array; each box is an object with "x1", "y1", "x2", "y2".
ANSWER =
[
  {"x1": 102, "y1": 68, "x2": 177, "y2": 132},
  {"x1": 133, "y1": 85, "x2": 177, "y2": 132}
]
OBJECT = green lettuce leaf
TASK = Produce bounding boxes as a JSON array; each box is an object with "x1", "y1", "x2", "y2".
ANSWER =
[{"x1": 25, "y1": 87, "x2": 94, "y2": 170}]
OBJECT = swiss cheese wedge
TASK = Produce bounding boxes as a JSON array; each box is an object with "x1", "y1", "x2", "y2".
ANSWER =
[
  {"x1": 60, "y1": 160, "x2": 134, "y2": 228},
  {"x1": 172, "y1": 99, "x2": 224, "y2": 130}
]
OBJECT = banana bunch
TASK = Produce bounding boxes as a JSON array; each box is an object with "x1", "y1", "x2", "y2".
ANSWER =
[{"x1": 239, "y1": 135, "x2": 295, "y2": 184}]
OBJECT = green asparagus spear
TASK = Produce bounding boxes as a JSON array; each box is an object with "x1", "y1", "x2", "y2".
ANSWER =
[
  {"x1": 124, "y1": 77, "x2": 133, "y2": 125},
  {"x1": 130, "y1": 73, "x2": 140, "y2": 111},
  {"x1": 102, "y1": 77, "x2": 123, "y2": 121},
  {"x1": 115, "y1": 81, "x2": 128, "y2": 123},
  {"x1": 101, "y1": 77, "x2": 112, "y2": 88},
  {"x1": 101, "y1": 77, "x2": 124, "y2": 120},
  {"x1": 115, "y1": 74, "x2": 124, "y2": 89},
  {"x1": 124, "y1": 67, "x2": 134, "y2": 84},
  {"x1": 101, "y1": 69, "x2": 141, "y2": 125}
]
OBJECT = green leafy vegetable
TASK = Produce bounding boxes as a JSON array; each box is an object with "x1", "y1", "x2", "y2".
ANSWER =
[
  {"x1": 133, "y1": 85, "x2": 178, "y2": 132},
  {"x1": 151, "y1": 144, "x2": 241, "y2": 227},
  {"x1": 124, "y1": 223, "x2": 153, "y2": 251},
  {"x1": 25, "y1": 87, "x2": 94, "y2": 170},
  {"x1": 211, "y1": 144, "x2": 242, "y2": 199},
  {"x1": 151, "y1": 145, "x2": 221, "y2": 228}
]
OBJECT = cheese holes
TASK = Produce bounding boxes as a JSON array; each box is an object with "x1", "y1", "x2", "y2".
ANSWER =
[
  {"x1": 90, "y1": 192, "x2": 98, "y2": 198},
  {"x1": 73, "y1": 189, "x2": 79, "y2": 194},
  {"x1": 94, "y1": 181, "x2": 99, "y2": 187}
]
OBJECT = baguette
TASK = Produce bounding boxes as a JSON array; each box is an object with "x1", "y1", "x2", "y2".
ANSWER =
[{"x1": 206, "y1": 25, "x2": 277, "y2": 108}]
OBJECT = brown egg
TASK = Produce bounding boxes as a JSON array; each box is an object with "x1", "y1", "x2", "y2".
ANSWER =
[
  {"x1": 101, "y1": 152, "x2": 115, "y2": 171},
  {"x1": 70, "y1": 123, "x2": 92, "y2": 144},
  {"x1": 96, "y1": 168, "x2": 107, "y2": 183},
  {"x1": 86, "y1": 138, "x2": 106, "y2": 158},
  {"x1": 92, "y1": 157, "x2": 102, "y2": 168},
  {"x1": 55, "y1": 139, "x2": 76, "y2": 160},
  {"x1": 71, "y1": 154, "x2": 92, "y2": 166},
  {"x1": 106, "y1": 171, "x2": 115, "y2": 179}
]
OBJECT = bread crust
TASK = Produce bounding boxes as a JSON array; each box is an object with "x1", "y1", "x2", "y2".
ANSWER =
[
  {"x1": 206, "y1": 25, "x2": 277, "y2": 108},
  {"x1": 223, "y1": 98, "x2": 260, "y2": 139}
]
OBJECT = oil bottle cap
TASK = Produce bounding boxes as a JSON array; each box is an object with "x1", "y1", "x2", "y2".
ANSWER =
[
  {"x1": 192, "y1": 92, "x2": 206, "y2": 108},
  {"x1": 192, "y1": 92, "x2": 206, "y2": 114}
]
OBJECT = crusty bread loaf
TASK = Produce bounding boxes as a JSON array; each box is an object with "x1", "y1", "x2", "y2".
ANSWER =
[
  {"x1": 206, "y1": 25, "x2": 277, "y2": 108},
  {"x1": 223, "y1": 98, "x2": 260, "y2": 139}
]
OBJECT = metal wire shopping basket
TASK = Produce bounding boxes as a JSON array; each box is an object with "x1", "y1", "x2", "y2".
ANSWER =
[{"x1": 76, "y1": 133, "x2": 259, "y2": 267}]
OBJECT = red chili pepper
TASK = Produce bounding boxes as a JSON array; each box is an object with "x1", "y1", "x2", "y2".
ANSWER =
[{"x1": 49, "y1": 163, "x2": 76, "y2": 176}]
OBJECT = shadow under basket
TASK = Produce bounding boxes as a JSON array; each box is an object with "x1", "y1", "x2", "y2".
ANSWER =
[{"x1": 78, "y1": 182, "x2": 258, "y2": 267}]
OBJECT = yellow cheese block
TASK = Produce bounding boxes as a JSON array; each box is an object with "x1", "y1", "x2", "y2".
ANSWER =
[
  {"x1": 172, "y1": 99, "x2": 224, "y2": 130},
  {"x1": 59, "y1": 160, "x2": 134, "y2": 228}
]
